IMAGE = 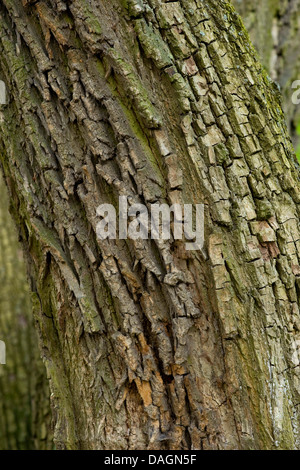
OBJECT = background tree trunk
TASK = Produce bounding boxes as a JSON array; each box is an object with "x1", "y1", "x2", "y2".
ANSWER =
[
  {"x1": 232, "y1": 0, "x2": 300, "y2": 150},
  {"x1": 0, "y1": 0, "x2": 300, "y2": 450},
  {"x1": 0, "y1": 175, "x2": 52, "y2": 450}
]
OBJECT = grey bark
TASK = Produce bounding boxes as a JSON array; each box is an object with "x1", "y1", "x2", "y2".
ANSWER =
[{"x1": 0, "y1": 0, "x2": 300, "y2": 450}]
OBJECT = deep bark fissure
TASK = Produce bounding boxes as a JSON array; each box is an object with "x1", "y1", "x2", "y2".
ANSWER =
[
  {"x1": 232, "y1": 0, "x2": 300, "y2": 148},
  {"x1": 0, "y1": 174, "x2": 52, "y2": 450}
]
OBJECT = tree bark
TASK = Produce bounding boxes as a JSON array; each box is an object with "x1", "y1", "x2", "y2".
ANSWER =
[
  {"x1": 232, "y1": 0, "x2": 300, "y2": 148},
  {"x1": 0, "y1": 0, "x2": 300, "y2": 450},
  {"x1": 0, "y1": 175, "x2": 52, "y2": 450}
]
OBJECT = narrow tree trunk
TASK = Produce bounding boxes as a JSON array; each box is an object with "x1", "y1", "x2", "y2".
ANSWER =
[
  {"x1": 0, "y1": 0, "x2": 300, "y2": 450},
  {"x1": 0, "y1": 175, "x2": 52, "y2": 450},
  {"x1": 232, "y1": 0, "x2": 300, "y2": 148}
]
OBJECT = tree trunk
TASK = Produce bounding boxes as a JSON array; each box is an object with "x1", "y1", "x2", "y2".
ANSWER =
[
  {"x1": 0, "y1": 175, "x2": 52, "y2": 450},
  {"x1": 0, "y1": 0, "x2": 300, "y2": 450},
  {"x1": 232, "y1": 0, "x2": 300, "y2": 148}
]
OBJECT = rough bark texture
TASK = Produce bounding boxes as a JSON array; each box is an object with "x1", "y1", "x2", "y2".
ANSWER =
[
  {"x1": 0, "y1": 0, "x2": 300, "y2": 450},
  {"x1": 0, "y1": 175, "x2": 52, "y2": 450},
  {"x1": 232, "y1": 0, "x2": 300, "y2": 148}
]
